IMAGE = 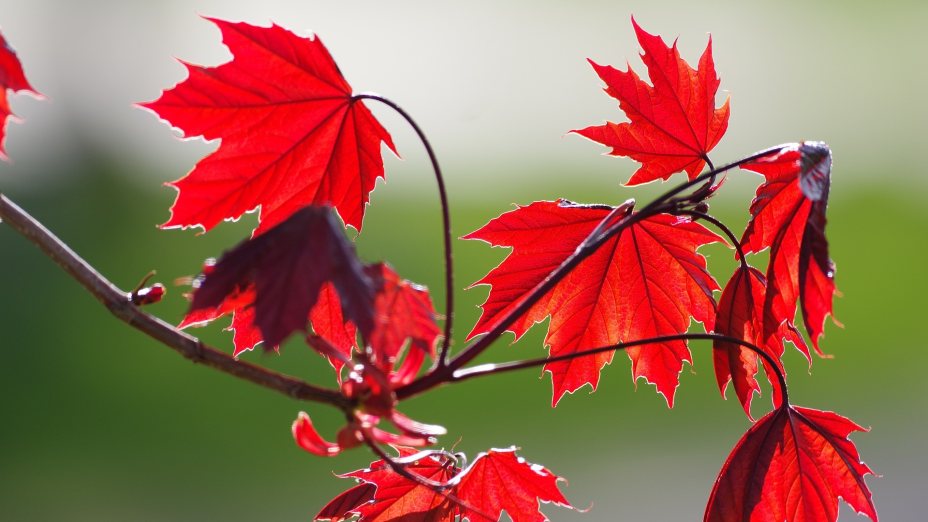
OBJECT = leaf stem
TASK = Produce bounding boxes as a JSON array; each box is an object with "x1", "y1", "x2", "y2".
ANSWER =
[
  {"x1": 397, "y1": 144, "x2": 786, "y2": 400},
  {"x1": 358, "y1": 430, "x2": 497, "y2": 521},
  {"x1": 677, "y1": 209, "x2": 748, "y2": 267},
  {"x1": 450, "y1": 332, "x2": 788, "y2": 405},
  {"x1": 354, "y1": 94, "x2": 456, "y2": 366},
  {"x1": 0, "y1": 193, "x2": 352, "y2": 410}
]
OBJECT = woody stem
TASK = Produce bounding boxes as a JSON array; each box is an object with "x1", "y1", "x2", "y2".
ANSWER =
[{"x1": 0, "y1": 193, "x2": 352, "y2": 410}]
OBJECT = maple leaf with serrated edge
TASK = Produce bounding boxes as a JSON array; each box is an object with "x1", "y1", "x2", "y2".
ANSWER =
[
  {"x1": 465, "y1": 199, "x2": 722, "y2": 406},
  {"x1": 0, "y1": 30, "x2": 41, "y2": 161},
  {"x1": 573, "y1": 18, "x2": 729, "y2": 185},
  {"x1": 318, "y1": 447, "x2": 572, "y2": 522},
  {"x1": 142, "y1": 17, "x2": 397, "y2": 233},
  {"x1": 186, "y1": 205, "x2": 374, "y2": 349},
  {"x1": 741, "y1": 141, "x2": 835, "y2": 350},
  {"x1": 455, "y1": 449, "x2": 571, "y2": 522},
  {"x1": 712, "y1": 265, "x2": 809, "y2": 419},
  {"x1": 705, "y1": 405, "x2": 877, "y2": 522}
]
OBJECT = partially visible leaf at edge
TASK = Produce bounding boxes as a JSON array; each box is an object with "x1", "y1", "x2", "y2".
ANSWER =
[{"x1": 0, "y1": 29, "x2": 42, "y2": 161}]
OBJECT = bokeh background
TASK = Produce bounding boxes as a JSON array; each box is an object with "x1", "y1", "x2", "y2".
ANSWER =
[{"x1": 1, "y1": 1, "x2": 926, "y2": 520}]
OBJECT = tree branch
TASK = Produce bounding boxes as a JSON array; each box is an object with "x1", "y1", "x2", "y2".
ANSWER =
[{"x1": 0, "y1": 193, "x2": 352, "y2": 410}]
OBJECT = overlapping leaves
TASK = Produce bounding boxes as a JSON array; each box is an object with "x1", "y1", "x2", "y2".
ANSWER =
[
  {"x1": 317, "y1": 447, "x2": 572, "y2": 522},
  {"x1": 740, "y1": 142, "x2": 836, "y2": 350}
]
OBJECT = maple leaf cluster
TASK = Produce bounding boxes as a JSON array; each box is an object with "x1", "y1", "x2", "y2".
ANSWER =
[{"x1": 0, "y1": 13, "x2": 878, "y2": 522}]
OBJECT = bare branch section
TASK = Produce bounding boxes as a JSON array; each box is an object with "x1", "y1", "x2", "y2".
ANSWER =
[{"x1": 0, "y1": 193, "x2": 351, "y2": 411}]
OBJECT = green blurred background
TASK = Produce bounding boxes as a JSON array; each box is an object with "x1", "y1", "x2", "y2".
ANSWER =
[{"x1": 1, "y1": 1, "x2": 926, "y2": 520}]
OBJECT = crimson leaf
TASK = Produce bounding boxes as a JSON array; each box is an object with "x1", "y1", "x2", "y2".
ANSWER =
[
  {"x1": 706, "y1": 405, "x2": 877, "y2": 522},
  {"x1": 465, "y1": 199, "x2": 722, "y2": 406},
  {"x1": 573, "y1": 18, "x2": 730, "y2": 185},
  {"x1": 142, "y1": 18, "x2": 397, "y2": 232}
]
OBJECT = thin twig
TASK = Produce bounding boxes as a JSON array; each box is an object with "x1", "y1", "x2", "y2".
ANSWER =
[
  {"x1": 450, "y1": 332, "x2": 789, "y2": 404},
  {"x1": 0, "y1": 193, "x2": 352, "y2": 410},
  {"x1": 677, "y1": 209, "x2": 749, "y2": 267},
  {"x1": 354, "y1": 94, "x2": 456, "y2": 367}
]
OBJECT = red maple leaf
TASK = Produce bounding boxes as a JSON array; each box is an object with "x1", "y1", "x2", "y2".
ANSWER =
[
  {"x1": 454, "y1": 449, "x2": 572, "y2": 522},
  {"x1": 712, "y1": 265, "x2": 809, "y2": 419},
  {"x1": 318, "y1": 447, "x2": 572, "y2": 522},
  {"x1": 186, "y1": 205, "x2": 375, "y2": 349},
  {"x1": 0, "y1": 30, "x2": 41, "y2": 161},
  {"x1": 741, "y1": 142, "x2": 836, "y2": 350},
  {"x1": 573, "y1": 18, "x2": 730, "y2": 185},
  {"x1": 336, "y1": 449, "x2": 459, "y2": 522},
  {"x1": 705, "y1": 405, "x2": 877, "y2": 522},
  {"x1": 465, "y1": 199, "x2": 722, "y2": 406},
  {"x1": 142, "y1": 18, "x2": 397, "y2": 232}
]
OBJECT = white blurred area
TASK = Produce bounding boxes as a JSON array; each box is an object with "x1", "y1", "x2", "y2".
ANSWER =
[{"x1": 1, "y1": 0, "x2": 926, "y2": 196}]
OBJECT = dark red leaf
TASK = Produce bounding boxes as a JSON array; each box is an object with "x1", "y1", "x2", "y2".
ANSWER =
[
  {"x1": 465, "y1": 199, "x2": 722, "y2": 406},
  {"x1": 187, "y1": 205, "x2": 374, "y2": 348},
  {"x1": 455, "y1": 448, "x2": 572, "y2": 522},
  {"x1": 573, "y1": 18, "x2": 729, "y2": 185},
  {"x1": 142, "y1": 18, "x2": 397, "y2": 232},
  {"x1": 0, "y1": 30, "x2": 41, "y2": 161},
  {"x1": 705, "y1": 405, "x2": 877, "y2": 522},
  {"x1": 741, "y1": 142, "x2": 836, "y2": 350}
]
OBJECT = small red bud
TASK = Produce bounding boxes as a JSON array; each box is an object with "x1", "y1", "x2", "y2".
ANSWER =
[{"x1": 131, "y1": 283, "x2": 165, "y2": 305}]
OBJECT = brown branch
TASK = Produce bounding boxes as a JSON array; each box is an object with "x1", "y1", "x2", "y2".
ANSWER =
[{"x1": 0, "y1": 193, "x2": 352, "y2": 411}]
